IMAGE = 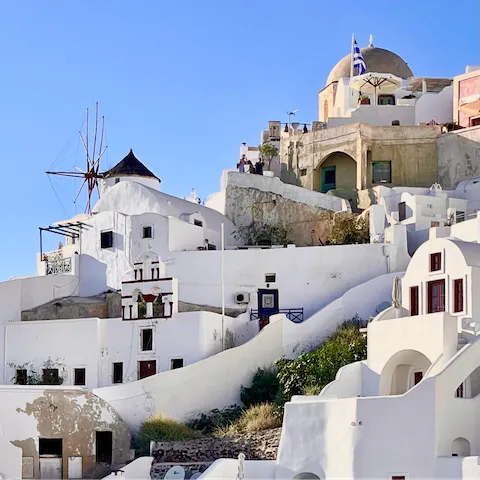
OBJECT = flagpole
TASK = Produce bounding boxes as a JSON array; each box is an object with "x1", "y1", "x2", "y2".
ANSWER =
[{"x1": 349, "y1": 34, "x2": 355, "y2": 109}]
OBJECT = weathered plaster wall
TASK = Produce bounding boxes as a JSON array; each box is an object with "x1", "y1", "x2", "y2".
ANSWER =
[
  {"x1": 21, "y1": 292, "x2": 121, "y2": 321},
  {"x1": 0, "y1": 386, "x2": 131, "y2": 479},
  {"x1": 437, "y1": 126, "x2": 480, "y2": 189},
  {"x1": 281, "y1": 123, "x2": 439, "y2": 193}
]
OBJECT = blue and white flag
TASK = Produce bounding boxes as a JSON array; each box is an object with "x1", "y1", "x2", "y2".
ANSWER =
[{"x1": 352, "y1": 38, "x2": 366, "y2": 75}]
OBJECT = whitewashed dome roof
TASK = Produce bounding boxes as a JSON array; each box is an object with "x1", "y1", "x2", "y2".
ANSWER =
[{"x1": 325, "y1": 46, "x2": 414, "y2": 86}]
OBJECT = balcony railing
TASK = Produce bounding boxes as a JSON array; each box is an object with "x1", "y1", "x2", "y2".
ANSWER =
[
  {"x1": 46, "y1": 257, "x2": 72, "y2": 275},
  {"x1": 250, "y1": 308, "x2": 304, "y2": 324}
]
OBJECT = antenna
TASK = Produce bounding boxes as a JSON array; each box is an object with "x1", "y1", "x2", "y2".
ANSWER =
[{"x1": 46, "y1": 102, "x2": 107, "y2": 215}]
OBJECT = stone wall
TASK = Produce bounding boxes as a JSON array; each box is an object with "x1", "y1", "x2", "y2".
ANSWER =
[
  {"x1": 224, "y1": 184, "x2": 336, "y2": 246},
  {"x1": 437, "y1": 126, "x2": 480, "y2": 189},
  {"x1": 21, "y1": 292, "x2": 121, "y2": 321},
  {"x1": 151, "y1": 429, "x2": 281, "y2": 471}
]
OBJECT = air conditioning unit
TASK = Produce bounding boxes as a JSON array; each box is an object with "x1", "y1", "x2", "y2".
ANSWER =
[{"x1": 235, "y1": 292, "x2": 250, "y2": 304}]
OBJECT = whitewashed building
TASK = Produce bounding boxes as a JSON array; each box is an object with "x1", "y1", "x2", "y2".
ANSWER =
[{"x1": 202, "y1": 222, "x2": 480, "y2": 480}]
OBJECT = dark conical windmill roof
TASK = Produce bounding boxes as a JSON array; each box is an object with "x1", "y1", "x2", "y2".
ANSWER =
[{"x1": 103, "y1": 149, "x2": 160, "y2": 181}]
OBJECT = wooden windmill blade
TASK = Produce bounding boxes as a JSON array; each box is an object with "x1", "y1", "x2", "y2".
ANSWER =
[{"x1": 46, "y1": 103, "x2": 107, "y2": 215}]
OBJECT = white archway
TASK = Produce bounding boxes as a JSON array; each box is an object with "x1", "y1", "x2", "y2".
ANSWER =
[
  {"x1": 379, "y1": 349, "x2": 432, "y2": 396},
  {"x1": 452, "y1": 437, "x2": 470, "y2": 456}
]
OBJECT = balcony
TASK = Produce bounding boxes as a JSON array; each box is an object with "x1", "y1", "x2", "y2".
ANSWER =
[
  {"x1": 250, "y1": 308, "x2": 304, "y2": 323},
  {"x1": 46, "y1": 257, "x2": 72, "y2": 275}
]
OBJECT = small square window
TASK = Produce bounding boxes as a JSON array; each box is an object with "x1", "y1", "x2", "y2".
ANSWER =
[
  {"x1": 74, "y1": 368, "x2": 86, "y2": 386},
  {"x1": 141, "y1": 328, "x2": 153, "y2": 352},
  {"x1": 372, "y1": 161, "x2": 392, "y2": 184},
  {"x1": 113, "y1": 362, "x2": 123, "y2": 384},
  {"x1": 430, "y1": 252, "x2": 442, "y2": 272},
  {"x1": 142, "y1": 226, "x2": 152, "y2": 238},
  {"x1": 101, "y1": 231, "x2": 113, "y2": 249},
  {"x1": 42, "y1": 368, "x2": 60, "y2": 384},
  {"x1": 300, "y1": 168, "x2": 307, "y2": 176},
  {"x1": 194, "y1": 219, "x2": 203, "y2": 227},
  {"x1": 115, "y1": 178, "x2": 120, "y2": 184},
  {"x1": 171, "y1": 358, "x2": 184, "y2": 370},
  {"x1": 265, "y1": 273, "x2": 276, "y2": 283},
  {"x1": 16, "y1": 369, "x2": 27, "y2": 385}
]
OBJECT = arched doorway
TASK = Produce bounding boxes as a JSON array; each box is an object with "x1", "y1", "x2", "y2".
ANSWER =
[
  {"x1": 379, "y1": 350, "x2": 432, "y2": 396},
  {"x1": 314, "y1": 152, "x2": 357, "y2": 196},
  {"x1": 452, "y1": 437, "x2": 470, "y2": 456},
  {"x1": 293, "y1": 473, "x2": 321, "y2": 480}
]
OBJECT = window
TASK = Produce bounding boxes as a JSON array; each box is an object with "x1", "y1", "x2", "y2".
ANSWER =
[
  {"x1": 456, "y1": 211, "x2": 465, "y2": 223},
  {"x1": 398, "y1": 202, "x2": 407, "y2": 221},
  {"x1": 15, "y1": 369, "x2": 27, "y2": 385},
  {"x1": 96, "y1": 431, "x2": 113, "y2": 464},
  {"x1": 265, "y1": 273, "x2": 276, "y2": 283},
  {"x1": 430, "y1": 252, "x2": 442, "y2": 272},
  {"x1": 453, "y1": 279, "x2": 464, "y2": 313},
  {"x1": 471, "y1": 117, "x2": 480, "y2": 127},
  {"x1": 137, "y1": 294, "x2": 147, "y2": 318},
  {"x1": 115, "y1": 178, "x2": 120, "y2": 184},
  {"x1": 171, "y1": 358, "x2": 184, "y2": 370},
  {"x1": 372, "y1": 162, "x2": 392, "y2": 184},
  {"x1": 42, "y1": 368, "x2": 59, "y2": 384},
  {"x1": 142, "y1": 226, "x2": 152, "y2": 238},
  {"x1": 456, "y1": 383, "x2": 464, "y2": 398},
  {"x1": 300, "y1": 168, "x2": 307, "y2": 176},
  {"x1": 378, "y1": 94, "x2": 395, "y2": 105},
  {"x1": 194, "y1": 219, "x2": 203, "y2": 227},
  {"x1": 74, "y1": 368, "x2": 86, "y2": 386},
  {"x1": 141, "y1": 328, "x2": 153, "y2": 351},
  {"x1": 427, "y1": 279, "x2": 445, "y2": 313},
  {"x1": 410, "y1": 286, "x2": 419, "y2": 316},
  {"x1": 39, "y1": 438, "x2": 62, "y2": 456},
  {"x1": 112, "y1": 362, "x2": 123, "y2": 384},
  {"x1": 100, "y1": 231, "x2": 113, "y2": 249},
  {"x1": 414, "y1": 371, "x2": 423, "y2": 385},
  {"x1": 431, "y1": 221, "x2": 440, "y2": 227}
]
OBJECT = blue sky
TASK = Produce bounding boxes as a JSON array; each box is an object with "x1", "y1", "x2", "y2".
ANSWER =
[{"x1": 0, "y1": 0, "x2": 478, "y2": 280}]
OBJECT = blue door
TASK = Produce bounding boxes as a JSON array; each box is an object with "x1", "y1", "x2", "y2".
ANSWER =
[{"x1": 322, "y1": 166, "x2": 336, "y2": 193}]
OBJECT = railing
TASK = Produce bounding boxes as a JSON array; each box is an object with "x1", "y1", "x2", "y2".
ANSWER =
[
  {"x1": 46, "y1": 257, "x2": 72, "y2": 275},
  {"x1": 250, "y1": 308, "x2": 304, "y2": 323}
]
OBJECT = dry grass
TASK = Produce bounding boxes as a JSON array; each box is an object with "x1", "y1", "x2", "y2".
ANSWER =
[{"x1": 215, "y1": 403, "x2": 283, "y2": 436}]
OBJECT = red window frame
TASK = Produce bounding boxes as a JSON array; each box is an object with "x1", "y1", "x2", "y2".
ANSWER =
[
  {"x1": 430, "y1": 252, "x2": 442, "y2": 272},
  {"x1": 410, "y1": 286, "x2": 419, "y2": 316},
  {"x1": 427, "y1": 279, "x2": 445, "y2": 313},
  {"x1": 453, "y1": 279, "x2": 464, "y2": 313}
]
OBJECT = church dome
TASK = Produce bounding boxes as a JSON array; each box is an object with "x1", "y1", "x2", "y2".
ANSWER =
[{"x1": 325, "y1": 46, "x2": 414, "y2": 86}]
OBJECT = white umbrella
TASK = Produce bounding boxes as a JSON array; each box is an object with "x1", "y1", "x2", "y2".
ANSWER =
[{"x1": 350, "y1": 72, "x2": 402, "y2": 106}]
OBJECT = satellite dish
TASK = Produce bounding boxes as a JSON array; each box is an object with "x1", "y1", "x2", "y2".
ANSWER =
[
  {"x1": 190, "y1": 473, "x2": 202, "y2": 480},
  {"x1": 165, "y1": 466, "x2": 185, "y2": 480}
]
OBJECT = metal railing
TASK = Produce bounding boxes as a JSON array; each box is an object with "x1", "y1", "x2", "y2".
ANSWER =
[
  {"x1": 250, "y1": 308, "x2": 304, "y2": 323},
  {"x1": 46, "y1": 257, "x2": 72, "y2": 275}
]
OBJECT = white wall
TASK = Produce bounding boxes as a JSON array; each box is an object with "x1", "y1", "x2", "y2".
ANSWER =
[
  {"x1": 329, "y1": 104, "x2": 416, "y2": 128},
  {"x1": 93, "y1": 318, "x2": 284, "y2": 430},
  {"x1": 167, "y1": 244, "x2": 405, "y2": 319},
  {"x1": 102, "y1": 175, "x2": 160, "y2": 192},
  {"x1": 0, "y1": 267, "x2": 103, "y2": 324},
  {"x1": 0, "y1": 311, "x2": 253, "y2": 389},
  {"x1": 415, "y1": 85, "x2": 453, "y2": 125},
  {"x1": 168, "y1": 216, "x2": 204, "y2": 252},
  {"x1": 0, "y1": 436, "x2": 22, "y2": 480},
  {"x1": 282, "y1": 272, "x2": 398, "y2": 357}
]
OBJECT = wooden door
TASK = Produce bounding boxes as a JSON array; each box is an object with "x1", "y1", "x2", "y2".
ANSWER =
[{"x1": 138, "y1": 360, "x2": 156, "y2": 379}]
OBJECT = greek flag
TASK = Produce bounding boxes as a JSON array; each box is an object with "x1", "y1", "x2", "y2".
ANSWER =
[{"x1": 353, "y1": 38, "x2": 366, "y2": 75}]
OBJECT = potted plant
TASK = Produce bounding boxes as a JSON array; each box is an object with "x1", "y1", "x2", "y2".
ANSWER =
[
  {"x1": 359, "y1": 95, "x2": 370, "y2": 105},
  {"x1": 257, "y1": 142, "x2": 279, "y2": 177}
]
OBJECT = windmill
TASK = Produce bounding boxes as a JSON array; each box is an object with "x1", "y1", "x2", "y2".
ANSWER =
[{"x1": 46, "y1": 102, "x2": 107, "y2": 215}]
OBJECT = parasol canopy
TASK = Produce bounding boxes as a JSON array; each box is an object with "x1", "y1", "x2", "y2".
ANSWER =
[
  {"x1": 350, "y1": 72, "x2": 402, "y2": 106},
  {"x1": 459, "y1": 94, "x2": 480, "y2": 117}
]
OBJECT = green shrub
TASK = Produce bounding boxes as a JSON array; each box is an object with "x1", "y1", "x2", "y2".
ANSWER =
[
  {"x1": 134, "y1": 415, "x2": 198, "y2": 456},
  {"x1": 216, "y1": 403, "x2": 283, "y2": 436},
  {"x1": 330, "y1": 213, "x2": 369, "y2": 245},
  {"x1": 276, "y1": 318, "x2": 367, "y2": 400},
  {"x1": 240, "y1": 367, "x2": 280, "y2": 408},
  {"x1": 186, "y1": 405, "x2": 244, "y2": 435}
]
